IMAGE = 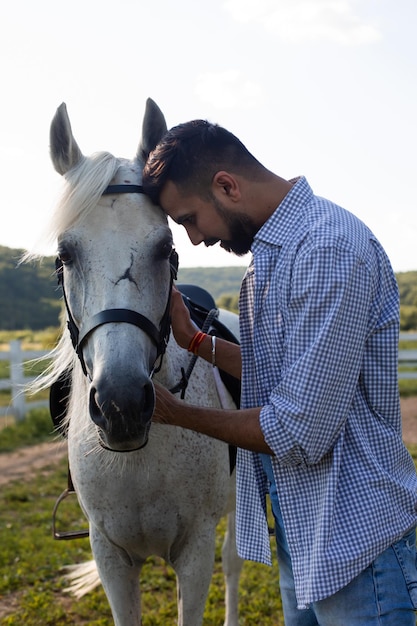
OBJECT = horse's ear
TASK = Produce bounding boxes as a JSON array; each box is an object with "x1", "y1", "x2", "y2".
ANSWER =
[
  {"x1": 50, "y1": 103, "x2": 84, "y2": 176},
  {"x1": 137, "y1": 98, "x2": 167, "y2": 163}
]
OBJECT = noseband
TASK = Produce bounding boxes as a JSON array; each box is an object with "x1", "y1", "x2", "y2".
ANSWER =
[{"x1": 56, "y1": 184, "x2": 178, "y2": 377}]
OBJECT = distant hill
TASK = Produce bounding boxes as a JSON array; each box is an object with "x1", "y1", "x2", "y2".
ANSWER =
[
  {"x1": 0, "y1": 245, "x2": 415, "y2": 330},
  {"x1": 0, "y1": 246, "x2": 61, "y2": 330},
  {"x1": 177, "y1": 266, "x2": 246, "y2": 301}
]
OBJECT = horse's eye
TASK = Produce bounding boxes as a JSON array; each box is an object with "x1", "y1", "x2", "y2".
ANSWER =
[
  {"x1": 57, "y1": 249, "x2": 72, "y2": 265},
  {"x1": 160, "y1": 241, "x2": 174, "y2": 260}
]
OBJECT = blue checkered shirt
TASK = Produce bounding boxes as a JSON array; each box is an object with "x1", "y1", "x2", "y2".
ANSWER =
[{"x1": 235, "y1": 176, "x2": 417, "y2": 608}]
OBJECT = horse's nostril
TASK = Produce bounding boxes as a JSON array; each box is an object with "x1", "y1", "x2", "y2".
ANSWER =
[
  {"x1": 89, "y1": 386, "x2": 108, "y2": 430},
  {"x1": 143, "y1": 380, "x2": 156, "y2": 420}
]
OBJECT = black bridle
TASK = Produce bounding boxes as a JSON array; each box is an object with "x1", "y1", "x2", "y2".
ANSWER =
[{"x1": 56, "y1": 184, "x2": 179, "y2": 378}]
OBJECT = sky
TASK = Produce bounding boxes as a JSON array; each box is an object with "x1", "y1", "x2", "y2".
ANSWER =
[{"x1": 1, "y1": 0, "x2": 416, "y2": 271}]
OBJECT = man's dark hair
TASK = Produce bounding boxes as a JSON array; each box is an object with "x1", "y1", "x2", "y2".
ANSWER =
[{"x1": 142, "y1": 120, "x2": 262, "y2": 204}]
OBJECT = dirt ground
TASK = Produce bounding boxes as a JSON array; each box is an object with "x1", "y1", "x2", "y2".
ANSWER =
[
  {"x1": 0, "y1": 397, "x2": 416, "y2": 487},
  {"x1": 0, "y1": 438, "x2": 68, "y2": 487}
]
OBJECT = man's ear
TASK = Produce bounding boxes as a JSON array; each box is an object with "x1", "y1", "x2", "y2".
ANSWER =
[{"x1": 212, "y1": 171, "x2": 241, "y2": 201}]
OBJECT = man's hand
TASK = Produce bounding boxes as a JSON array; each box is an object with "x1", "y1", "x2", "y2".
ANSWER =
[
  {"x1": 170, "y1": 286, "x2": 198, "y2": 350},
  {"x1": 152, "y1": 381, "x2": 180, "y2": 425},
  {"x1": 152, "y1": 382, "x2": 271, "y2": 454}
]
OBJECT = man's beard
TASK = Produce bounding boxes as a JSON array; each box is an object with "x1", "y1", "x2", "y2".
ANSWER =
[{"x1": 207, "y1": 195, "x2": 258, "y2": 256}]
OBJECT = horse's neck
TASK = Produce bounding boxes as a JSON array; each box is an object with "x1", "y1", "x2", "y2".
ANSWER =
[{"x1": 155, "y1": 337, "x2": 234, "y2": 413}]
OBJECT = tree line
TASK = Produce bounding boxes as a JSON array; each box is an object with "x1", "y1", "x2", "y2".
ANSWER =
[{"x1": 0, "y1": 245, "x2": 416, "y2": 331}]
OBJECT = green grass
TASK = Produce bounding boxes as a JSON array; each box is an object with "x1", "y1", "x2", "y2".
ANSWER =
[
  {"x1": 407, "y1": 444, "x2": 417, "y2": 467},
  {"x1": 398, "y1": 378, "x2": 417, "y2": 397},
  {"x1": 0, "y1": 370, "x2": 282, "y2": 623},
  {"x1": 0, "y1": 409, "x2": 55, "y2": 452},
  {"x1": 1, "y1": 449, "x2": 416, "y2": 625},
  {"x1": 0, "y1": 458, "x2": 283, "y2": 625},
  {"x1": 1, "y1": 424, "x2": 416, "y2": 624}
]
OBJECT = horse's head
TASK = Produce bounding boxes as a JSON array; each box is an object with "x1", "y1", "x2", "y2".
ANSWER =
[{"x1": 49, "y1": 99, "x2": 173, "y2": 452}]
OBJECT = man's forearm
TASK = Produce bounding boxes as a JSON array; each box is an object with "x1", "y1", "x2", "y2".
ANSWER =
[
  {"x1": 167, "y1": 400, "x2": 273, "y2": 454},
  {"x1": 196, "y1": 334, "x2": 242, "y2": 380}
]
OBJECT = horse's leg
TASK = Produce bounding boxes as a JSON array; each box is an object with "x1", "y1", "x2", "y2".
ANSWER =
[
  {"x1": 222, "y1": 510, "x2": 244, "y2": 626},
  {"x1": 90, "y1": 528, "x2": 142, "y2": 626},
  {"x1": 172, "y1": 526, "x2": 218, "y2": 626}
]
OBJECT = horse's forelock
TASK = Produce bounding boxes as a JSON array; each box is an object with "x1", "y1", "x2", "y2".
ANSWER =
[{"x1": 53, "y1": 152, "x2": 120, "y2": 235}]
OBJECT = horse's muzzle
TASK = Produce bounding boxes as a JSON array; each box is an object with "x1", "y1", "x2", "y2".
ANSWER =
[{"x1": 88, "y1": 377, "x2": 155, "y2": 452}]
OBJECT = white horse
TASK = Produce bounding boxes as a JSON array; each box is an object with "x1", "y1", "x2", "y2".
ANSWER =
[{"x1": 26, "y1": 99, "x2": 243, "y2": 626}]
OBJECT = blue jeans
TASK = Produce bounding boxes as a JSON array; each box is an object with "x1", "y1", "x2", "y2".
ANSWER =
[{"x1": 260, "y1": 455, "x2": 417, "y2": 625}]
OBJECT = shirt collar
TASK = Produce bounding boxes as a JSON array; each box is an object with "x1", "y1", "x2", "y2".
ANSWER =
[{"x1": 253, "y1": 176, "x2": 313, "y2": 249}]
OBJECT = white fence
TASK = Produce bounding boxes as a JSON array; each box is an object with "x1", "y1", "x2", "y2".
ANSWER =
[
  {"x1": 1, "y1": 334, "x2": 417, "y2": 422},
  {"x1": 0, "y1": 340, "x2": 49, "y2": 421}
]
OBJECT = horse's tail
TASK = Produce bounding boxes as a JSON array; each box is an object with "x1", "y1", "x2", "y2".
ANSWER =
[{"x1": 62, "y1": 560, "x2": 101, "y2": 599}]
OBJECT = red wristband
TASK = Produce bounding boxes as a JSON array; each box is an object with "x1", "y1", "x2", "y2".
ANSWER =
[{"x1": 188, "y1": 331, "x2": 207, "y2": 355}]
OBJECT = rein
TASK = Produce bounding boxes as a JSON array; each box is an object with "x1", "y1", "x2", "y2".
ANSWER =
[
  {"x1": 169, "y1": 307, "x2": 219, "y2": 398},
  {"x1": 56, "y1": 184, "x2": 178, "y2": 378}
]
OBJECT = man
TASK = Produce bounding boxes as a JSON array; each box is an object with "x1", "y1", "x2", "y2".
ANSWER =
[{"x1": 142, "y1": 119, "x2": 417, "y2": 625}]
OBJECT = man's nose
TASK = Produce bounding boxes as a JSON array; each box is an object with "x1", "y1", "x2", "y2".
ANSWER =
[{"x1": 186, "y1": 226, "x2": 204, "y2": 246}]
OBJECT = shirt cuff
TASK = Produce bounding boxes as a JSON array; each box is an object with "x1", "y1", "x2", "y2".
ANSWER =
[{"x1": 259, "y1": 403, "x2": 307, "y2": 466}]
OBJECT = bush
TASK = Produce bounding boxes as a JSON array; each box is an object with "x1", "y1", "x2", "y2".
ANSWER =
[{"x1": 400, "y1": 305, "x2": 417, "y2": 331}]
